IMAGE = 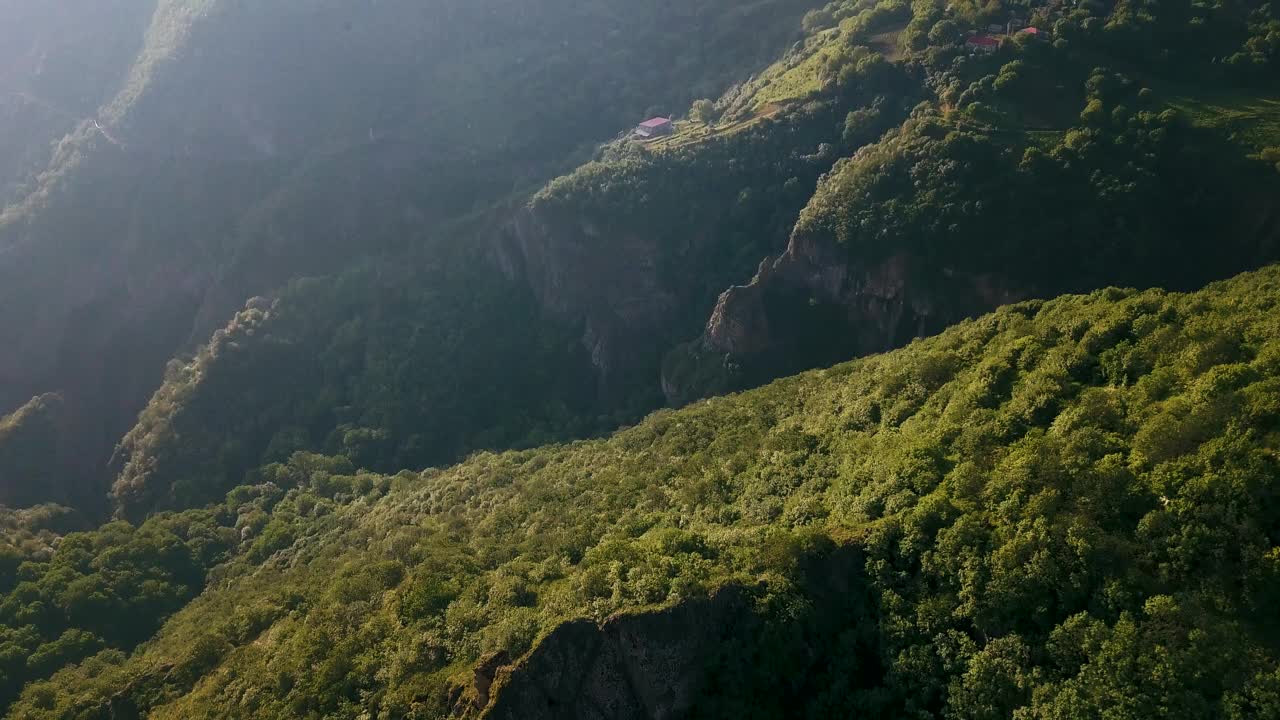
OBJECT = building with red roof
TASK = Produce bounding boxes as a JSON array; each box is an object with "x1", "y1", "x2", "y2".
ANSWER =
[
  {"x1": 634, "y1": 117, "x2": 674, "y2": 139},
  {"x1": 966, "y1": 35, "x2": 1000, "y2": 52}
]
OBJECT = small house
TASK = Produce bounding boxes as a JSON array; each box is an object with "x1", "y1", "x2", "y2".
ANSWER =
[
  {"x1": 966, "y1": 35, "x2": 1000, "y2": 52},
  {"x1": 1018, "y1": 26, "x2": 1046, "y2": 40},
  {"x1": 635, "y1": 117, "x2": 674, "y2": 139}
]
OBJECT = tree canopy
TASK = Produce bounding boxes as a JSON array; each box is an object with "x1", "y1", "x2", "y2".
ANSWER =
[{"x1": 9, "y1": 264, "x2": 1280, "y2": 718}]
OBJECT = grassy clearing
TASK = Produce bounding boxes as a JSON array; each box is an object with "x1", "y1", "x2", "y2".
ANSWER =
[
  {"x1": 749, "y1": 45, "x2": 832, "y2": 110},
  {"x1": 1026, "y1": 129, "x2": 1066, "y2": 150},
  {"x1": 643, "y1": 103, "x2": 789, "y2": 152},
  {"x1": 1166, "y1": 91, "x2": 1280, "y2": 150},
  {"x1": 867, "y1": 29, "x2": 904, "y2": 62},
  {"x1": 643, "y1": 20, "x2": 913, "y2": 155}
]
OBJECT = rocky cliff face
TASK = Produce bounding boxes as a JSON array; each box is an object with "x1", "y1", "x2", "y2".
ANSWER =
[
  {"x1": 707, "y1": 239, "x2": 1023, "y2": 357},
  {"x1": 669, "y1": 226, "x2": 1025, "y2": 404},
  {"x1": 487, "y1": 186, "x2": 1022, "y2": 412},
  {"x1": 463, "y1": 543, "x2": 875, "y2": 718},
  {"x1": 680, "y1": 183, "x2": 1280, "y2": 406},
  {"x1": 489, "y1": 205, "x2": 701, "y2": 402},
  {"x1": 456, "y1": 588, "x2": 750, "y2": 719}
]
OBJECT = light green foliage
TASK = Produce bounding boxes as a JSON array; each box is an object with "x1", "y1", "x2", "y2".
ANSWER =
[
  {"x1": 689, "y1": 98, "x2": 719, "y2": 124},
  {"x1": 11, "y1": 265, "x2": 1280, "y2": 717}
]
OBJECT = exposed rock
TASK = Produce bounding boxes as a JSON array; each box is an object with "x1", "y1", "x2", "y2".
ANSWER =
[
  {"x1": 479, "y1": 588, "x2": 750, "y2": 720},
  {"x1": 672, "y1": 226, "x2": 1023, "y2": 404},
  {"x1": 450, "y1": 650, "x2": 514, "y2": 716},
  {"x1": 489, "y1": 204, "x2": 692, "y2": 399},
  {"x1": 474, "y1": 650, "x2": 512, "y2": 710},
  {"x1": 476, "y1": 544, "x2": 877, "y2": 719},
  {"x1": 703, "y1": 256, "x2": 776, "y2": 356}
]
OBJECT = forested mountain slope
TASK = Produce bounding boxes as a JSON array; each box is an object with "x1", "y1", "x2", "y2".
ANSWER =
[
  {"x1": 526, "y1": 0, "x2": 1280, "y2": 403},
  {"x1": 2, "y1": 1, "x2": 1280, "y2": 710},
  {"x1": 6, "y1": 263, "x2": 1280, "y2": 717},
  {"x1": 105, "y1": 0, "x2": 1280, "y2": 522},
  {"x1": 0, "y1": 0, "x2": 820, "y2": 510}
]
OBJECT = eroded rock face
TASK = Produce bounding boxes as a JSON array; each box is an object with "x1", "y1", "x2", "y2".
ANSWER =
[
  {"x1": 477, "y1": 588, "x2": 749, "y2": 720},
  {"x1": 673, "y1": 227, "x2": 1023, "y2": 405},
  {"x1": 490, "y1": 206, "x2": 691, "y2": 400},
  {"x1": 706, "y1": 249, "x2": 1014, "y2": 361},
  {"x1": 472, "y1": 544, "x2": 877, "y2": 719}
]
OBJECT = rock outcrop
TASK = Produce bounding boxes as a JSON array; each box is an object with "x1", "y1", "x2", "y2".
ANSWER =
[
  {"x1": 474, "y1": 588, "x2": 751, "y2": 719},
  {"x1": 489, "y1": 205, "x2": 701, "y2": 400},
  {"x1": 469, "y1": 544, "x2": 875, "y2": 718},
  {"x1": 665, "y1": 223, "x2": 1022, "y2": 405}
]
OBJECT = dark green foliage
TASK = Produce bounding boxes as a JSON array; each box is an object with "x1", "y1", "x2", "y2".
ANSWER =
[
  {"x1": 0, "y1": 395, "x2": 66, "y2": 509},
  {"x1": 799, "y1": 62, "x2": 1278, "y2": 290},
  {"x1": 111, "y1": 260, "x2": 607, "y2": 521},
  {"x1": 0, "y1": 509, "x2": 237, "y2": 708}
]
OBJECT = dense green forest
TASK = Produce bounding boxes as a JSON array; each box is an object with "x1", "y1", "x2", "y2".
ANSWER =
[
  {"x1": 6, "y1": 263, "x2": 1280, "y2": 717},
  {"x1": 110, "y1": 0, "x2": 1280, "y2": 515},
  {"x1": 109, "y1": 257, "x2": 620, "y2": 521},
  {"x1": 2, "y1": 0, "x2": 1280, "y2": 715}
]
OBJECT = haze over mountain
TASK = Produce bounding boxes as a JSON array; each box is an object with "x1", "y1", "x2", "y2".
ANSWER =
[
  {"x1": 0, "y1": 0, "x2": 820, "y2": 510},
  {"x1": 1, "y1": 0, "x2": 1279, "y2": 716}
]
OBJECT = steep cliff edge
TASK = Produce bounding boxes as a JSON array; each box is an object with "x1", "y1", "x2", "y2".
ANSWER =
[
  {"x1": 678, "y1": 237, "x2": 1024, "y2": 405},
  {"x1": 485, "y1": 85, "x2": 900, "y2": 407},
  {"x1": 462, "y1": 544, "x2": 872, "y2": 719},
  {"x1": 489, "y1": 203, "x2": 707, "y2": 404},
  {"x1": 665, "y1": 97, "x2": 1280, "y2": 404},
  {"x1": 468, "y1": 589, "x2": 754, "y2": 719}
]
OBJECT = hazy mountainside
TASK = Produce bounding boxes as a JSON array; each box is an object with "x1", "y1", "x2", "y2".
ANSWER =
[
  {"x1": 98, "y1": 0, "x2": 1280, "y2": 522},
  {"x1": 6, "y1": 264, "x2": 1280, "y2": 717},
  {"x1": 109, "y1": 255, "x2": 610, "y2": 521},
  {"x1": 0, "y1": 0, "x2": 154, "y2": 203},
  {"x1": 0, "y1": 0, "x2": 821, "y2": 510},
  {"x1": 0, "y1": 396, "x2": 68, "y2": 509}
]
